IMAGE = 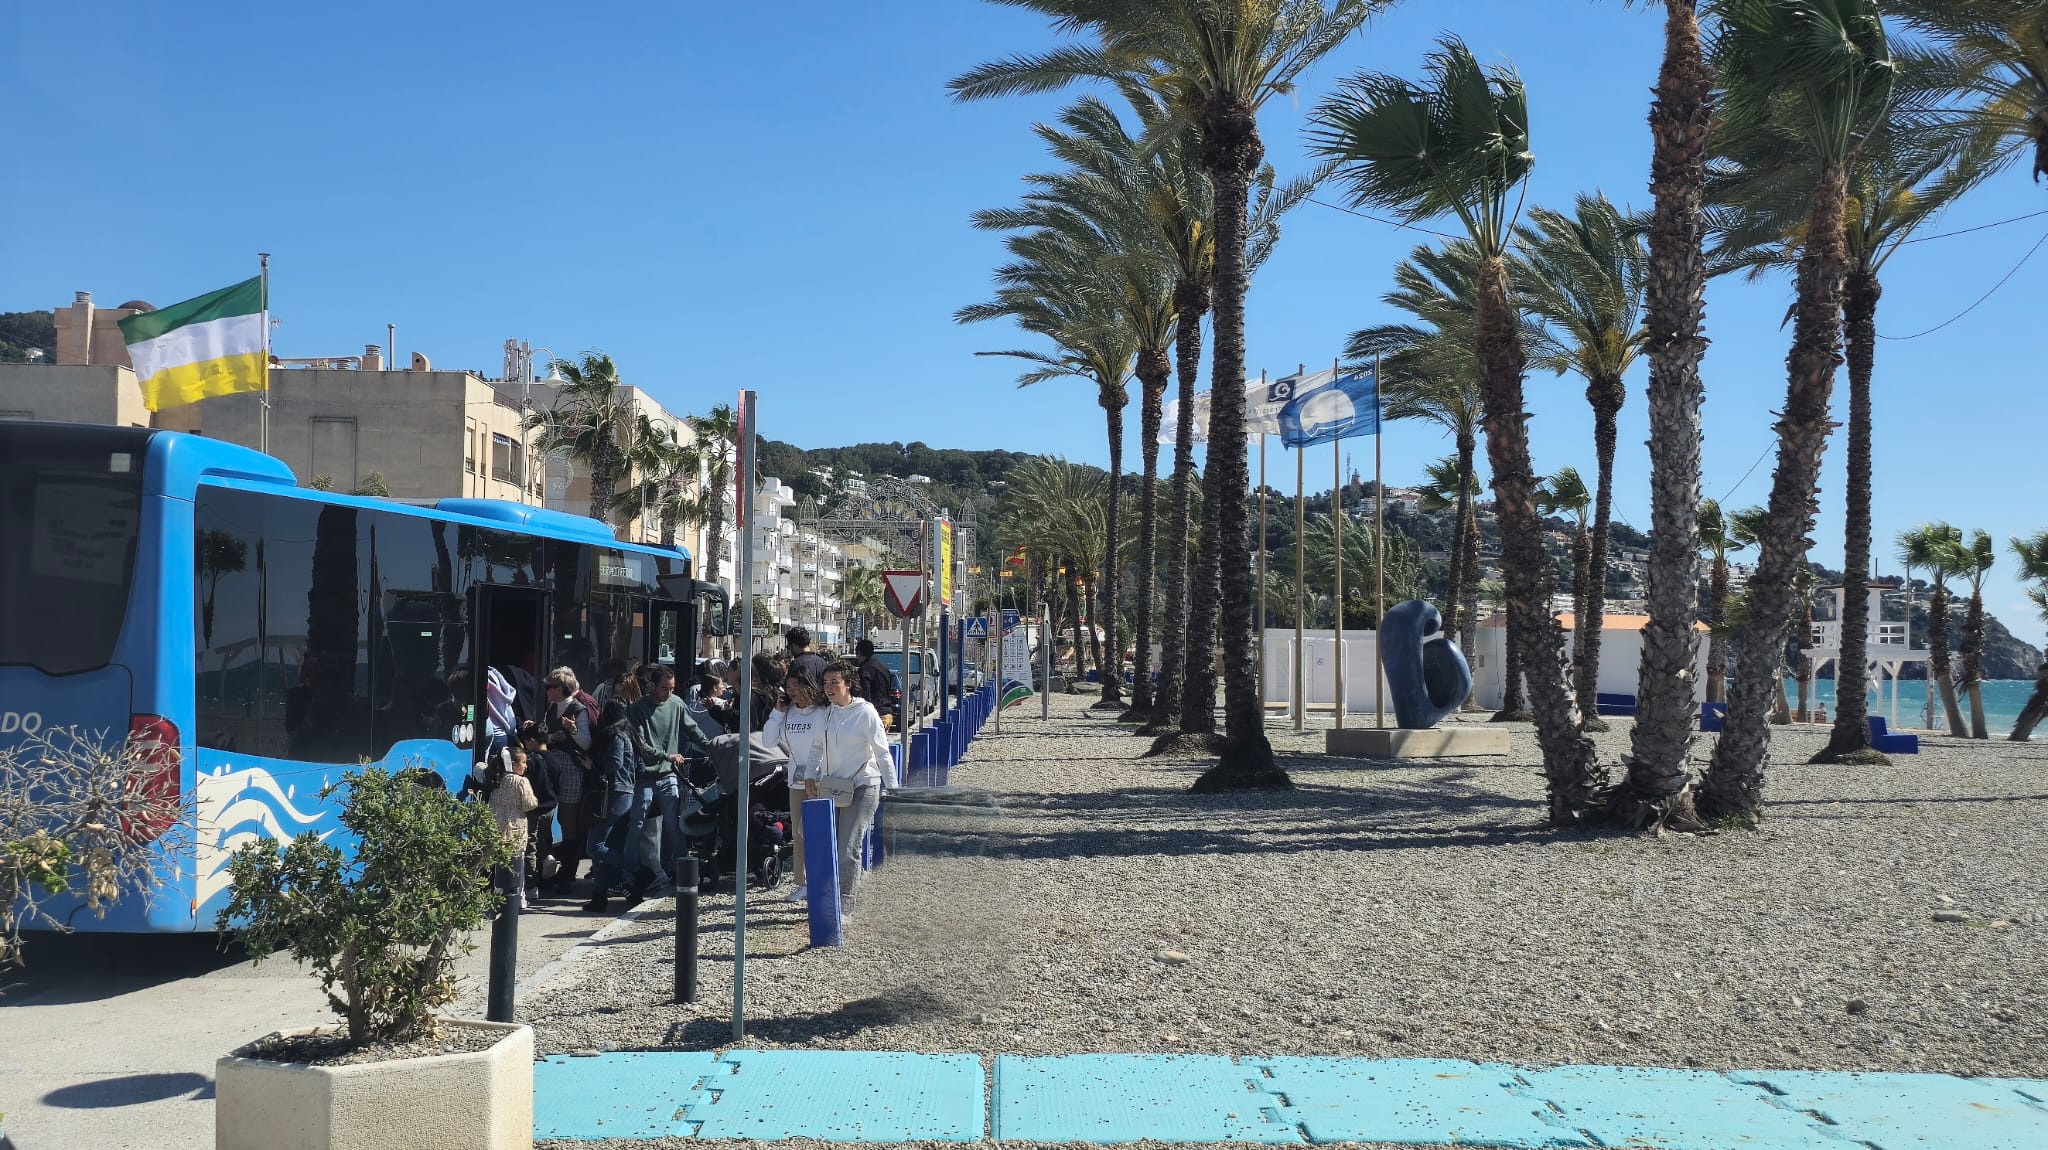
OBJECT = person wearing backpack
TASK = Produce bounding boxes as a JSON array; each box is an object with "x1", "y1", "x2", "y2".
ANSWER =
[{"x1": 582, "y1": 668, "x2": 642, "y2": 914}]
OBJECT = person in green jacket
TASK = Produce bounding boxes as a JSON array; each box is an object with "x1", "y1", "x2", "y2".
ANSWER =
[{"x1": 623, "y1": 663, "x2": 710, "y2": 901}]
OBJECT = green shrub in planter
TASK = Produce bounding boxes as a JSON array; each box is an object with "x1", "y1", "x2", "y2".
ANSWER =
[{"x1": 218, "y1": 765, "x2": 513, "y2": 1045}]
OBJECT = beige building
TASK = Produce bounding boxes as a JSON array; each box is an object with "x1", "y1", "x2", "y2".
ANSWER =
[{"x1": 2, "y1": 290, "x2": 709, "y2": 558}]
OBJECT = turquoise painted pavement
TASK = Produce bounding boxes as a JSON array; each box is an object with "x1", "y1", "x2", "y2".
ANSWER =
[{"x1": 536, "y1": 1051, "x2": 2048, "y2": 1147}]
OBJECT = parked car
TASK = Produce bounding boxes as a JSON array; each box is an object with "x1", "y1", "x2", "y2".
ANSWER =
[{"x1": 873, "y1": 648, "x2": 940, "y2": 719}]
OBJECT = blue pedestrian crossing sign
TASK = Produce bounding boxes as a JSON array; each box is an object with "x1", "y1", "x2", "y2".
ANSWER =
[{"x1": 964, "y1": 617, "x2": 989, "y2": 639}]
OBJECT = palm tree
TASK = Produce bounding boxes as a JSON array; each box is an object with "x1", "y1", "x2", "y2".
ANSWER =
[
  {"x1": 971, "y1": 97, "x2": 1180, "y2": 717},
  {"x1": 958, "y1": 217, "x2": 1141, "y2": 706},
  {"x1": 1899, "y1": 522, "x2": 1969, "y2": 736},
  {"x1": 1617, "y1": 0, "x2": 1718, "y2": 829},
  {"x1": 1723, "y1": 503, "x2": 1797, "y2": 725},
  {"x1": 527, "y1": 351, "x2": 634, "y2": 525},
  {"x1": 1695, "y1": 499, "x2": 1748, "y2": 704},
  {"x1": 1699, "y1": 0, "x2": 1895, "y2": 826},
  {"x1": 1349, "y1": 243, "x2": 1488, "y2": 664},
  {"x1": 1538, "y1": 466, "x2": 1596, "y2": 722},
  {"x1": 1310, "y1": 35, "x2": 1607, "y2": 823},
  {"x1": 687, "y1": 405, "x2": 739, "y2": 593},
  {"x1": 1956, "y1": 529, "x2": 1998, "y2": 739},
  {"x1": 1514, "y1": 195, "x2": 1647, "y2": 726},
  {"x1": 953, "y1": 0, "x2": 1379, "y2": 789},
  {"x1": 1710, "y1": 88, "x2": 1994, "y2": 765},
  {"x1": 1414, "y1": 454, "x2": 1483, "y2": 664},
  {"x1": 1890, "y1": 0, "x2": 2048, "y2": 188},
  {"x1": 2011, "y1": 530, "x2": 2048, "y2": 740},
  {"x1": 1300, "y1": 513, "x2": 1423, "y2": 626},
  {"x1": 1003, "y1": 457, "x2": 1111, "y2": 686},
  {"x1": 615, "y1": 416, "x2": 704, "y2": 549},
  {"x1": 840, "y1": 565, "x2": 888, "y2": 640}
]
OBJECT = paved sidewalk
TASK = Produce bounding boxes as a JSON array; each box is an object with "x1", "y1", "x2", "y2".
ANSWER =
[{"x1": 535, "y1": 1049, "x2": 2048, "y2": 1148}]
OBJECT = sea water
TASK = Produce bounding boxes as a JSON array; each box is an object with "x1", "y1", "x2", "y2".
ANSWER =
[{"x1": 1781, "y1": 678, "x2": 2041, "y2": 737}]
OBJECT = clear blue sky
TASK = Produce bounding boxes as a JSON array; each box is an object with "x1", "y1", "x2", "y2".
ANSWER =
[{"x1": 6, "y1": 1, "x2": 2044, "y2": 630}]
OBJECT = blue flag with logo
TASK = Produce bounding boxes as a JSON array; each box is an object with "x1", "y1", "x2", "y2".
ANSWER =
[{"x1": 1277, "y1": 367, "x2": 1379, "y2": 448}]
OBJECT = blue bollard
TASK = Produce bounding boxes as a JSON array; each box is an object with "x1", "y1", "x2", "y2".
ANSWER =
[
  {"x1": 910, "y1": 730, "x2": 930, "y2": 785},
  {"x1": 889, "y1": 742, "x2": 903, "y2": 787},
  {"x1": 866, "y1": 799, "x2": 885, "y2": 869},
  {"x1": 802, "y1": 797, "x2": 842, "y2": 947}
]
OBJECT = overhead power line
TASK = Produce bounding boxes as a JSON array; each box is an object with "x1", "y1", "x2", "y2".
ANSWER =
[
  {"x1": 1306, "y1": 196, "x2": 1461, "y2": 241},
  {"x1": 1878, "y1": 227, "x2": 2048, "y2": 341}
]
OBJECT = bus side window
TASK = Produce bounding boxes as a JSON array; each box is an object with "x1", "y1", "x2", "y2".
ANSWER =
[{"x1": 368, "y1": 510, "x2": 471, "y2": 760}]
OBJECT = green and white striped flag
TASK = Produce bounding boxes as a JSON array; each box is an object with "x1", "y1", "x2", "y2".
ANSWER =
[{"x1": 117, "y1": 276, "x2": 267, "y2": 411}]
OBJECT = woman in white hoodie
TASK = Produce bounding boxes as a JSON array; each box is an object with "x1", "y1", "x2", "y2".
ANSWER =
[
  {"x1": 763, "y1": 666, "x2": 827, "y2": 902},
  {"x1": 812, "y1": 659, "x2": 893, "y2": 921}
]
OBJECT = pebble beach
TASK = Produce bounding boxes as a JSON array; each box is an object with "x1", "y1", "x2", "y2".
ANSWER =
[{"x1": 523, "y1": 693, "x2": 2048, "y2": 1100}]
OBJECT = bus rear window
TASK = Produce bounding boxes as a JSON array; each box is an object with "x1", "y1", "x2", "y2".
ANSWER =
[{"x1": 0, "y1": 424, "x2": 149, "y2": 674}]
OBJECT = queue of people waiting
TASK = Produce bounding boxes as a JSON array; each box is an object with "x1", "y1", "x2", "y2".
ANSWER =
[{"x1": 461, "y1": 627, "x2": 902, "y2": 929}]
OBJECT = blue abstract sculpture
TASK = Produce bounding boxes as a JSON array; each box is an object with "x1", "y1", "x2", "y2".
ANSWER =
[{"x1": 1379, "y1": 599, "x2": 1473, "y2": 729}]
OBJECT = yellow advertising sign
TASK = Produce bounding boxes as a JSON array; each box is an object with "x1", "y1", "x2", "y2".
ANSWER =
[{"x1": 936, "y1": 518, "x2": 954, "y2": 605}]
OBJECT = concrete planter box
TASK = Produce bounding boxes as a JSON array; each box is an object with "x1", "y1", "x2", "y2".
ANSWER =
[{"x1": 216, "y1": 1019, "x2": 532, "y2": 1150}]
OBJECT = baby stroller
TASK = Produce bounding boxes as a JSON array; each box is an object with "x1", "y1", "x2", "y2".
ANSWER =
[{"x1": 681, "y1": 732, "x2": 793, "y2": 890}]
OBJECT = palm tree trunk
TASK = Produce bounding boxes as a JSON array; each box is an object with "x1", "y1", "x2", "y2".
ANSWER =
[
  {"x1": 1498, "y1": 620, "x2": 1526, "y2": 716},
  {"x1": 1097, "y1": 395, "x2": 1125, "y2": 707},
  {"x1": 1571, "y1": 523, "x2": 1595, "y2": 721},
  {"x1": 1085, "y1": 576, "x2": 1106, "y2": 685},
  {"x1": 1701, "y1": 161, "x2": 1851, "y2": 826},
  {"x1": 1460, "y1": 507, "x2": 1481, "y2": 671},
  {"x1": 1445, "y1": 480, "x2": 1468, "y2": 640},
  {"x1": 2011, "y1": 658, "x2": 2048, "y2": 740},
  {"x1": 1190, "y1": 100, "x2": 1283, "y2": 791},
  {"x1": 1928, "y1": 584, "x2": 1966, "y2": 735},
  {"x1": 1146, "y1": 285, "x2": 1208, "y2": 737},
  {"x1": 704, "y1": 471, "x2": 728, "y2": 592},
  {"x1": 1070, "y1": 570, "x2": 1087, "y2": 682},
  {"x1": 1963, "y1": 591, "x2": 1987, "y2": 738},
  {"x1": 1125, "y1": 350, "x2": 1169, "y2": 718},
  {"x1": 1619, "y1": 0, "x2": 1712, "y2": 826},
  {"x1": 1817, "y1": 270, "x2": 1884, "y2": 761},
  {"x1": 589, "y1": 433, "x2": 618, "y2": 524},
  {"x1": 1706, "y1": 558, "x2": 1730, "y2": 704},
  {"x1": 1179, "y1": 472, "x2": 1221, "y2": 737},
  {"x1": 1580, "y1": 375, "x2": 1624, "y2": 725},
  {"x1": 1473, "y1": 254, "x2": 1604, "y2": 823}
]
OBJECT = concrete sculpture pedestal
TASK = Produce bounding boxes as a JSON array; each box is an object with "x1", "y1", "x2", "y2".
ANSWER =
[{"x1": 1326, "y1": 726, "x2": 1509, "y2": 758}]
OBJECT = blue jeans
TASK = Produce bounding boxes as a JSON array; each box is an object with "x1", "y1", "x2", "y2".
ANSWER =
[
  {"x1": 583, "y1": 790, "x2": 637, "y2": 892},
  {"x1": 626, "y1": 772, "x2": 682, "y2": 885}
]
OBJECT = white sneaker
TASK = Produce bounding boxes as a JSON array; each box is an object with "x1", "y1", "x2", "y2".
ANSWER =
[{"x1": 784, "y1": 885, "x2": 808, "y2": 904}]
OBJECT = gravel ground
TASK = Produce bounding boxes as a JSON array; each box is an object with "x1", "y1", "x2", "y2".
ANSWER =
[{"x1": 522, "y1": 694, "x2": 2048, "y2": 1093}]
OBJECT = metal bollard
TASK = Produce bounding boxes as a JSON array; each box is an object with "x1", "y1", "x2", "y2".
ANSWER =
[
  {"x1": 801, "y1": 797, "x2": 842, "y2": 947},
  {"x1": 486, "y1": 864, "x2": 519, "y2": 1023},
  {"x1": 674, "y1": 856, "x2": 699, "y2": 1003}
]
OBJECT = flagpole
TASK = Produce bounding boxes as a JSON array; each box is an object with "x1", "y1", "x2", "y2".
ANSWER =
[
  {"x1": 1257, "y1": 372, "x2": 1268, "y2": 715},
  {"x1": 1333, "y1": 360, "x2": 1345, "y2": 730},
  {"x1": 1374, "y1": 355, "x2": 1387, "y2": 730},
  {"x1": 258, "y1": 253, "x2": 271, "y2": 456},
  {"x1": 1293, "y1": 439, "x2": 1306, "y2": 732}
]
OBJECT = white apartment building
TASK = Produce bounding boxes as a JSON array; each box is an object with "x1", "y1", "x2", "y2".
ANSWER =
[{"x1": 743, "y1": 478, "x2": 846, "y2": 648}]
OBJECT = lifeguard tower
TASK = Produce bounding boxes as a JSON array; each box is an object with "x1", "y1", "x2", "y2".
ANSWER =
[{"x1": 1808, "y1": 581, "x2": 1931, "y2": 729}]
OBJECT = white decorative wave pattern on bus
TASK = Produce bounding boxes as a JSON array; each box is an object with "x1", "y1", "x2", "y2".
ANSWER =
[{"x1": 193, "y1": 760, "x2": 337, "y2": 915}]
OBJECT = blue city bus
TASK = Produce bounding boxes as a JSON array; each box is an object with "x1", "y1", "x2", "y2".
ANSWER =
[{"x1": 0, "y1": 421, "x2": 727, "y2": 933}]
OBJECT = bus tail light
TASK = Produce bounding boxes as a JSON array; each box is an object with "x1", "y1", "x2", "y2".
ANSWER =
[{"x1": 122, "y1": 714, "x2": 181, "y2": 842}]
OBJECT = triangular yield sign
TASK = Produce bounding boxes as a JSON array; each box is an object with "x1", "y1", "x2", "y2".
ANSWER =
[{"x1": 882, "y1": 571, "x2": 925, "y2": 618}]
